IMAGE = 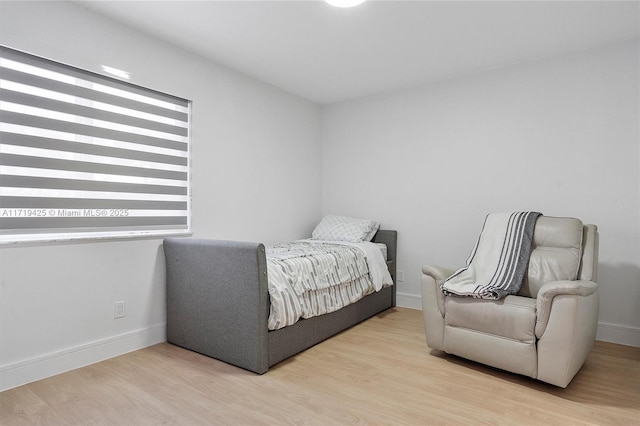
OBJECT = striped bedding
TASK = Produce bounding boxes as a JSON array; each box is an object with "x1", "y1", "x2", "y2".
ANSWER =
[{"x1": 266, "y1": 240, "x2": 393, "y2": 330}]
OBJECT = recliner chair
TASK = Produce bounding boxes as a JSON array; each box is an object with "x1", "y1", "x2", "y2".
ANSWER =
[{"x1": 421, "y1": 216, "x2": 599, "y2": 388}]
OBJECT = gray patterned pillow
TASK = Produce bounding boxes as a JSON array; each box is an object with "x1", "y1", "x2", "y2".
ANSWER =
[{"x1": 311, "y1": 215, "x2": 380, "y2": 242}]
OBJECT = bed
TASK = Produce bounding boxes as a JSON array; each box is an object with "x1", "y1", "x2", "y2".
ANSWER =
[{"x1": 162, "y1": 219, "x2": 397, "y2": 374}]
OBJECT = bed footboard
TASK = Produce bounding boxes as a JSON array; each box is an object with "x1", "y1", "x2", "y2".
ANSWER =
[{"x1": 163, "y1": 238, "x2": 270, "y2": 373}]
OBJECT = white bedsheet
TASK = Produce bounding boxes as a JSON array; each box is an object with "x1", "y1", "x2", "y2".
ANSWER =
[
  {"x1": 306, "y1": 240, "x2": 392, "y2": 291},
  {"x1": 266, "y1": 240, "x2": 393, "y2": 330}
]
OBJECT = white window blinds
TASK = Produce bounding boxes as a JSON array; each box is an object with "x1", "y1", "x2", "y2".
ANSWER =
[{"x1": 0, "y1": 46, "x2": 191, "y2": 243}]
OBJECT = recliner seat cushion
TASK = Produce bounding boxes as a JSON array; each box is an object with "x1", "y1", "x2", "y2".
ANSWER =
[{"x1": 444, "y1": 295, "x2": 537, "y2": 343}]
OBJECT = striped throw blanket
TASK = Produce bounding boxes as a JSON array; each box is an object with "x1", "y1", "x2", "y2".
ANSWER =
[{"x1": 442, "y1": 212, "x2": 542, "y2": 299}]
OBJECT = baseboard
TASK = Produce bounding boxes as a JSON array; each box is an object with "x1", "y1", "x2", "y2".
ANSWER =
[
  {"x1": 0, "y1": 323, "x2": 166, "y2": 392},
  {"x1": 596, "y1": 322, "x2": 640, "y2": 347},
  {"x1": 396, "y1": 292, "x2": 422, "y2": 310}
]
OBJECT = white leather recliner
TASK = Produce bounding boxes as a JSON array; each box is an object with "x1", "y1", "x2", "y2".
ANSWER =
[{"x1": 421, "y1": 216, "x2": 599, "y2": 388}]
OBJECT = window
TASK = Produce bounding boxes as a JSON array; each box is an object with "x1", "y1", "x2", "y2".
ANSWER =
[{"x1": 0, "y1": 46, "x2": 191, "y2": 243}]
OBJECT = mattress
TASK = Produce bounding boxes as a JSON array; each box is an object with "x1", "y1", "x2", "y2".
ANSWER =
[{"x1": 374, "y1": 242, "x2": 388, "y2": 261}]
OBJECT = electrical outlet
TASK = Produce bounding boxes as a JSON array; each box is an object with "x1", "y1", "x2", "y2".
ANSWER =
[
  {"x1": 397, "y1": 269, "x2": 405, "y2": 282},
  {"x1": 114, "y1": 301, "x2": 125, "y2": 319}
]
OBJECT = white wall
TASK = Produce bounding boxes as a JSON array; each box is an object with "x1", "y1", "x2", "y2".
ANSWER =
[
  {"x1": 321, "y1": 40, "x2": 640, "y2": 346},
  {"x1": 0, "y1": 1, "x2": 321, "y2": 391}
]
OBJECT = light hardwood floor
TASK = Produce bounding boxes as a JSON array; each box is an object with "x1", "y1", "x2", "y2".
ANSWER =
[{"x1": 1, "y1": 308, "x2": 639, "y2": 425}]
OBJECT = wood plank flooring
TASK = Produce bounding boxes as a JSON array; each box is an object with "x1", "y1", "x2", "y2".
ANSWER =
[{"x1": 1, "y1": 308, "x2": 639, "y2": 425}]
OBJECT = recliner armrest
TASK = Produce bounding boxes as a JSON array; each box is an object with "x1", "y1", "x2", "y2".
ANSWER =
[
  {"x1": 421, "y1": 265, "x2": 455, "y2": 319},
  {"x1": 421, "y1": 265, "x2": 455, "y2": 285},
  {"x1": 421, "y1": 264, "x2": 456, "y2": 350},
  {"x1": 535, "y1": 280, "x2": 598, "y2": 337}
]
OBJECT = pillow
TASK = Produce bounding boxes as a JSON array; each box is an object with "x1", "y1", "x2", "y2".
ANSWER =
[
  {"x1": 364, "y1": 221, "x2": 381, "y2": 241},
  {"x1": 311, "y1": 215, "x2": 380, "y2": 243}
]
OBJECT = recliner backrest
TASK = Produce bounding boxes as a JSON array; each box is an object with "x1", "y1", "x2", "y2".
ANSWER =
[{"x1": 519, "y1": 216, "x2": 583, "y2": 298}]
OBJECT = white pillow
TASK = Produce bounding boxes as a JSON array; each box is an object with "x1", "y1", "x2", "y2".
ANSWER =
[
  {"x1": 364, "y1": 221, "x2": 381, "y2": 241},
  {"x1": 311, "y1": 215, "x2": 380, "y2": 243}
]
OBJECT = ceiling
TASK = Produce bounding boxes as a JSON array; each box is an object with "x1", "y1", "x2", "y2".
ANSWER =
[{"x1": 77, "y1": 0, "x2": 639, "y2": 105}]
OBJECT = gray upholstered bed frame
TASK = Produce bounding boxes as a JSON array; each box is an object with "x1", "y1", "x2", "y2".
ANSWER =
[{"x1": 163, "y1": 230, "x2": 397, "y2": 374}]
